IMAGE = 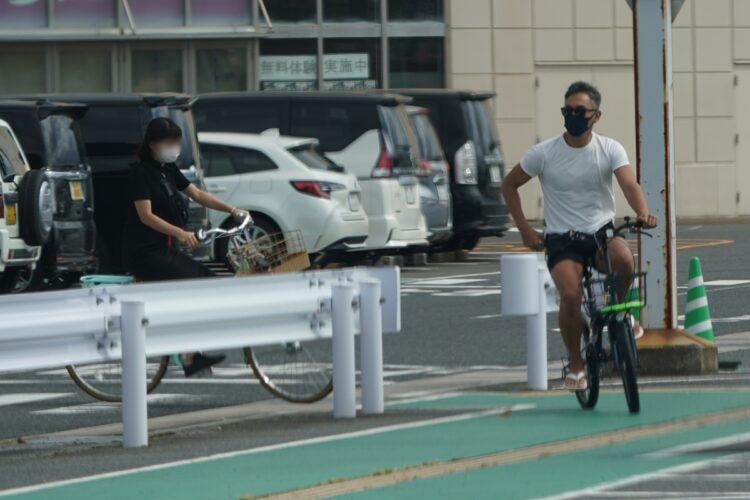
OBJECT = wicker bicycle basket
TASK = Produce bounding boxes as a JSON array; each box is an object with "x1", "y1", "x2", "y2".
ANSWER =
[{"x1": 227, "y1": 230, "x2": 310, "y2": 276}]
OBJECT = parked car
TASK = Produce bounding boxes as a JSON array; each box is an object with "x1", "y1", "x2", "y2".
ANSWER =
[
  {"x1": 390, "y1": 90, "x2": 509, "y2": 250},
  {"x1": 30, "y1": 94, "x2": 210, "y2": 272},
  {"x1": 406, "y1": 106, "x2": 452, "y2": 246},
  {"x1": 195, "y1": 92, "x2": 429, "y2": 255},
  {"x1": 198, "y1": 131, "x2": 369, "y2": 263},
  {"x1": 0, "y1": 119, "x2": 50, "y2": 291},
  {"x1": 0, "y1": 99, "x2": 96, "y2": 291}
]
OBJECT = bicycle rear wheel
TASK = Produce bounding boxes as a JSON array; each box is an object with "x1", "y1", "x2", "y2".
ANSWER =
[
  {"x1": 67, "y1": 357, "x2": 170, "y2": 403},
  {"x1": 576, "y1": 323, "x2": 600, "y2": 410},
  {"x1": 612, "y1": 320, "x2": 640, "y2": 414},
  {"x1": 245, "y1": 339, "x2": 333, "y2": 403}
]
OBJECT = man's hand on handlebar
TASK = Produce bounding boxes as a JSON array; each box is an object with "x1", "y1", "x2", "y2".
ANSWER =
[
  {"x1": 178, "y1": 230, "x2": 200, "y2": 250},
  {"x1": 636, "y1": 213, "x2": 658, "y2": 229}
]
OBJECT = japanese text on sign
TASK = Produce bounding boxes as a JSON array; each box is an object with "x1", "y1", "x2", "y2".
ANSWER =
[{"x1": 259, "y1": 53, "x2": 369, "y2": 82}]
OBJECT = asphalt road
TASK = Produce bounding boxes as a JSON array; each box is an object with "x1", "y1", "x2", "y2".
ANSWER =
[
  {"x1": 2, "y1": 223, "x2": 750, "y2": 439},
  {"x1": 2, "y1": 222, "x2": 750, "y2": 498}
]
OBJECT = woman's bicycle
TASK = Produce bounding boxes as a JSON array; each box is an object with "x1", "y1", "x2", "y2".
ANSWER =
[
  {"x1": 66, "y1": 215, "x2": 334, "y2": 404},
  {"x1": 572, "y1": 217, "x2": 650, "y2": 414}
]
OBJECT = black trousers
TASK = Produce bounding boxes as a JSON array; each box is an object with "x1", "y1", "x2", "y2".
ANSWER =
[{"x1": 123, "y1": 244, "x2": 214, "y2": 282}]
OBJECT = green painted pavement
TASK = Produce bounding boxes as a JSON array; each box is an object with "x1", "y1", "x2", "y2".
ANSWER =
[
  {"x1": 341, "y1": 416, "x2": 750, "y2": 500},
  {"x1": 4, "y1": 391, "x2": 750, "y2": 500}
]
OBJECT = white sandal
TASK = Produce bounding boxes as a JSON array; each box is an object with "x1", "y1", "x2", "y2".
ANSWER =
[{"x1": 564, "y1": 371, "x2": 588, "y2": 391}]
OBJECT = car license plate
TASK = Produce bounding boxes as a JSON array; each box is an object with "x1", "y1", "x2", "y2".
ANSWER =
[
  {"x1": 490, "y1": 166, "x2": 502, "y2": 184},
  {"x1": 405, "y1": 185, "x2": 416, "y2": 204},
  {"x1": 348, "y1": 193, "x2": 360, "y2": 211},
  {"x1": 69, "y1": 180, "x2": 84, "y2": 201},
  {"x1": 5, "y1": 204, "x2": 16, "y2": 225}
]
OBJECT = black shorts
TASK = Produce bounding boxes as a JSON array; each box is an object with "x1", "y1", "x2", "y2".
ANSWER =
[{"x1": 544, "y1": 222, "x2": 615, "y2": 272}]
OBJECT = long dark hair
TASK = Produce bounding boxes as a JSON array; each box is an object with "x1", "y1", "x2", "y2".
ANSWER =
[{"x1": 136, "y1": 117, "x2": 183, "y2": 163}]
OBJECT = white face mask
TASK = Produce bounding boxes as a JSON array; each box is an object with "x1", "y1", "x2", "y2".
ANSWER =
[{"x1": 157, "y1": 146, "x2": 181, "y2": 164}]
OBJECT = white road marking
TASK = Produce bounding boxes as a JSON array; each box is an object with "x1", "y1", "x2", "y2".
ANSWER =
[
  {"x1": 472, "y1": 313, "x2": 503, "y2": 320},
  {"x1": 31, "y1": 394, "x2": 201, "y2": 415},
  {"x1": 704, "y1": 280, "x2": 750, "y2": 286},
  {"x1": 406, "y1": 278, "x2": 488, "y2": 286},
  {"x1": 0, "y1": 405, "x2": 536, "y2": 498},
  {"x1": 642, "y1": 431, "x2": 750, "y2": 459},
  {"x1": 0, "y1": 393, "x2": 73, "y2": 408}
]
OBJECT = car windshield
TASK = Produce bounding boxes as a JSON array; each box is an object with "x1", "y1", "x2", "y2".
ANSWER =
[
  {"x1": 410, "y1": 112, "x2": 444, "y2": 162},
  {"x1": 378, "y1": 104, "x2": 419, "y2": 170},
  {"x1": 465, "y1": 99, "x2": 501, "y2": 155},
  {"x1": 290, "y1": 144, "x2": 339, "y2": 171},
  {"x1": 41, "y1": 114, "x2": 85, "y2": 167}
]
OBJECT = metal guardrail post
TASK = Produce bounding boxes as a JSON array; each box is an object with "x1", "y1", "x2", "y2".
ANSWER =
[
  {"x1": 359, "y1": 279, "x2": 384, "y2": 415},
  {"x1": 332, "y1": 283, "x2": 356, "y2": 419},
  {"x1": 121, "y1": 300, "x2": 148, "y2": 448},
  {"x1": 527, "y1": 262, "x2": 549, "y2": 390}
]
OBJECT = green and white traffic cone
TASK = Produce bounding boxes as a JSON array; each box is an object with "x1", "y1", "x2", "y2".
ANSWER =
[{"x1": 685, "y1": 256, "x2": 714, "y2": 343}]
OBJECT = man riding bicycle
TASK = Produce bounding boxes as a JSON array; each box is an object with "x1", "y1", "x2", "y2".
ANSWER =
[{"x1": 501, "y1": 81, "x2": 658, "y2": 390}]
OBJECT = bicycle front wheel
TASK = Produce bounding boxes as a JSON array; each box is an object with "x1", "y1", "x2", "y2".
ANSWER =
[
  {"x1": 245, "y1": 339, "x2": 333, "y2": 403},
  {"x1": 576, "y1": 323, "x2": 600, "y2": 410},
  {"x1": 67, "y1": 357, "x2": 170, "y2": 403},
  {"x1": 612, "y1": 320, "x2": 640, "y2": 414}
]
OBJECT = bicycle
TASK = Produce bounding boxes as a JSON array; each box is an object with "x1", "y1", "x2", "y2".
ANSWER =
[
  {"x1": 571, "y1": 217, "x2": 650, "y2": 414},
  {"x1": 66, "y1": 215, "x2": 333, "y2": 404}
]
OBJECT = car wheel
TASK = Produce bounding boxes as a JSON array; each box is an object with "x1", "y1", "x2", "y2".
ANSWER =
[
  {"x1": 214, "y1": 213, "x2": 280, "y2": 264},
  {"x1": 18, "y1": 170, "x2": 54, "y2": 246}
]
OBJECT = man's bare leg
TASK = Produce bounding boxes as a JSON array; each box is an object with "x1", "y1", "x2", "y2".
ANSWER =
[{"x1": 550, "y1": 259, "x2": 585, "y2": 373}]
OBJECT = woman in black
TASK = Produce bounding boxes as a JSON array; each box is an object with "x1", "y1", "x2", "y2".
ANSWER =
[{"x1": 123, "y1": 117, "x2": 249, "y2": 375}]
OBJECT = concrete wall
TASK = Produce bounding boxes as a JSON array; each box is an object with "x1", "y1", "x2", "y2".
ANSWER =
[{"x1": 446, "y1": 0, "x2": 748, "y2": 219}]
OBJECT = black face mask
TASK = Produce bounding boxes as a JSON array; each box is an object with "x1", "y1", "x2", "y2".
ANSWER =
[{"x1": 564, "y1": 113, "x2": 592, "y2": 137}]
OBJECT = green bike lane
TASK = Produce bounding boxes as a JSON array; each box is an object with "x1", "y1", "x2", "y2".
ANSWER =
[{"x1": 3, "y1": 389, "x2": 750, "y2": 500}]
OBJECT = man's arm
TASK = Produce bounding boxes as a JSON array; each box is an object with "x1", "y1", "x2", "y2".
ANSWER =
[
  {"x1": 501, "y1": 164, "x2": 544, "y2": 250},
  {"x1": 614, "y1": 165, "x2": 658, "y2": 227}
]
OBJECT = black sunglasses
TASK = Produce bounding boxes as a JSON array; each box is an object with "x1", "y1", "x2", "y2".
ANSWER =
[{"x1": 561, "y1": 106, "x2": 598, "y2": 117}]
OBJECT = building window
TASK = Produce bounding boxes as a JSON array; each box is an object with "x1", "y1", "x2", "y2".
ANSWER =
[
  {"x1": 389, "y1": 37, "x2": 444, "y2": 88},
  {"x1": 323, "y1": 38, "x2": 380, "y2": 89},
  {"x1": 388, "y1": 0, "x2": 443, "y2": 21},
  {"x1": 131, "y1": 49, "x2": 183, "y2": 92},
  {"x1": 196, "y1": 48, "x2": 247, "y2": 93},
  {"x1": 259, "y1": 39, "x2": 318, "y2": 91},
  {"x1": 0, "y1": 51, "x2": 47, "y2": 94},
  {"x1": 323, "y1": 0, "x2": 379, "y2": 22},
  {"x1": 0, "y1": 0, "x2": 47, "y2": 29},
  {"x1": 59, "y1": 50, "x2": 112, "y2": 92},
  {"x1": 191, "y1": 0, "x2": 251, "y2": 26},
  {"x1": 54, "y1": 0, "x2": 116, "y2": 28},
  {"x1": 127, "y1": 0, "x2": 185, "y2": 27},
  {"x1": 265, "y1": 0, "x2": 316, "y2": 23}
]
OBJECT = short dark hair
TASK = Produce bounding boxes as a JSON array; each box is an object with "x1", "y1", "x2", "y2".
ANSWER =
[
  {"x1": 137, "y1": 117, "x2": 183, "y2": 162},
  {"x1": 565, "y1": 81, "x2": 602, "y2": 108}
]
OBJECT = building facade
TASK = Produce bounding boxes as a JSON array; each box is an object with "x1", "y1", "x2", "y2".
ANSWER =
[{"x1": 0, "y1": 0, "x2": 747, "y2": 218}]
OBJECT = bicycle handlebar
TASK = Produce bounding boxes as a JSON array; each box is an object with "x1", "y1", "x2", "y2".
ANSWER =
[
  {"x1": 612, "y1": 216, "x2": 653, "y2": 238},
  {"x1": 196, "y1": 214, "x2": 253, "y2": 245}
]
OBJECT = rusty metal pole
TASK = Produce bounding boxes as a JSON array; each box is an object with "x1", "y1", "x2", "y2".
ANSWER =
[{"x1": 630, "y1": 0, "x2": 682, "y2": 331}]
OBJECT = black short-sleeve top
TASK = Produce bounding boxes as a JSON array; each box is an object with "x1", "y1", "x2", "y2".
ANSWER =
[{"x1": 124, "y1": 158, "x2": 191, "y2": 250}]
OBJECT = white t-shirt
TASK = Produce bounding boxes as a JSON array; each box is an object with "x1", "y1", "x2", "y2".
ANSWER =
[{"x1": 520, "y1": 133, "x2": 629, "y2": 234}]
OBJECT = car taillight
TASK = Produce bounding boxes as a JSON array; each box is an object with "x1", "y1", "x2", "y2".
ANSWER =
[
  {"x1": 455, "y1": 140, "x2": 478, "y2": 185},
  {"x1": 290, "y1": 181, "x2": 345, "y2": 199},
  {"x1": 372, "y1": 149, "x2": 393, "y2": 178},
  {"x1": 418, "y1": 160, "x2": 432, "y2": 177}
]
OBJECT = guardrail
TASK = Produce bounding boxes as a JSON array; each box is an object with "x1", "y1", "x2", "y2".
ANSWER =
[{"x1": 0, "y1": 267, "x2": 400, "y2": 447}]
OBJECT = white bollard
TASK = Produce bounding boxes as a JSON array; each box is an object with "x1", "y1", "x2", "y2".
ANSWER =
[
  {"x1": 526, "y1": 263, "x2": 548, "y2": 390},
  {"x1": 332, "y1": 283, "x2": 356, "y2": 419},
  {"x1": 120, "y1": 300, "x2": 148, "y2": 448},
  {"x1": 359, "y1": 279, "x2": 384, "y2": 415}
]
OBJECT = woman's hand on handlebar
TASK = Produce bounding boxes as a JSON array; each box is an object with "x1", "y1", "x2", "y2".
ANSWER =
[
  {"x1": 231, "y1": 208, "x2": 252, "y2": 225},
  {"x1": 636, "y1": 213, "x2": 658, "y2": 229},
  {"x1": 178, "y1": 229, "x2": 200, "y2": 250}
]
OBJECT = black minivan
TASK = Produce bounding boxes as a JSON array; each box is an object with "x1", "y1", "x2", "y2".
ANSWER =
[
  {"x1": 33, "y1": 94, "x2": 210, "y2": 273},
  {"x1": 390, "y1": 90, "x2": 509, "y2": 250},
  {"x1": 0, "y1": 99, "x2": 96, "y2": 290}
]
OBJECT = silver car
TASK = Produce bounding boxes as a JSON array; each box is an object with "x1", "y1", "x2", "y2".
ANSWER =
[{"x1": 407, "y1": 106, "x2": 452, "y2": 246}]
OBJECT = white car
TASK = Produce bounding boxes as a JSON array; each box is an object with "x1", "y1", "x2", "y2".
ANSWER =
[
  {"x1": 198, "y1": 131, "x2": 369, "y2": 261},
  {"x1": 0, "y1": 119, "x2": 48, "y2": 291}
]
